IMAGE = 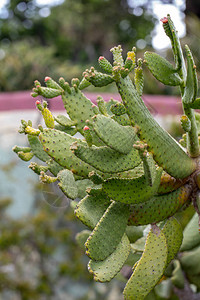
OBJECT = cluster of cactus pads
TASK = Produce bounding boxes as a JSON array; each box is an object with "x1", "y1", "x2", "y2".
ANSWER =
[{"x1": 13, "y1": 15, "x2": 200, "y2": 299}]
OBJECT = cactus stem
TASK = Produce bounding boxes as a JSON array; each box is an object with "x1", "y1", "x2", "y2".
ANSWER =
[
  {"x1": 134, "y1": 142, "x2": 153, "y2": 186},
  {"x1": 183, "y1": 105, "x2": 200, "y2": 157}
]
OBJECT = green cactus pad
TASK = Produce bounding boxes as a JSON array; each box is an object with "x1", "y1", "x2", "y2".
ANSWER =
[
  {"x1": 161, "y1": 217, "x2": 183, "y2": 264},
  {"x1": 34, "y1": 86, "x2": 63, "y2": 98},
  {"x1": 134, "y1": 59, "x2": 144, "y2": 96},
  {"x1": 75, "y1": 193, "x2": 111, "y2": 229},
  {"x1": 24, "y1": 126, "x2": 40, "y2": 136},
  {"x1": 92, "y1": 114, "x2": 137, "y2": 154},
  {"x1": 46, "y1": 159, "x2": 64, "y2": 176},
  {"x1": 54, "y1": 114, "x2": 77, "y2": 128},
  {"x1": 171, "y1": 260, "x2": 185, "y2": 289},
  {"x1": 61, "y1": 88, "x2": 95, "y2": 134},
  {"x1": 104, "y1": 98, "x2": 119, "y2": 115},
  {"x1": 13, "y1": 145, "x2": 31, "y2": 153},
  {"x1": 98, "y1": 56, "x2": 113, "y2": 73},
  {"x1": 128, "y1": 184, "x2": 192, "y2": 226},
  {"x1": 180, "y1": 212, "x2": 200, "y2": 251},
  {"x1": 125, "y1": 225, "x2": 144, "y2": 243},
  {"x1": 111, "y1": 114, "x2": 131, "y2": 126},
  {"x1": 17, "y1": 151, "x2": 34, "y2": 161},
  {"x1": 41, "y1": 107, "x2": 55, "y2": 129},
  {"x1": 110, "y1": 45, "x2": 124, "y2": 66},
  {"x1": 28, "y1": 162, "x2": 49, "y2": 175},
  {"x1": 102, "y1": 164, "x2": 162, "y2": 204},
  {"x1": 54, "y1": 124, "x2": 77, "y2": 135},
  {"x1": 39, "y1": 129, "x2": 94, "y2": 177},
  {"x1": 96, "y1": 96, "x2": 109, "y2": 116},
  {"x1": 57, "y1": 169, "x2": 78, "y2": 199},
  {"x1": 45, "y1": 77, "x2": 63, "y2": 90},
  {"x1": 181, "y1": 115, "x2": 191, "y2": 132},
  {"x1": 130, "y1": 236, "x2": 146, "y2": 252},
  {"x1": 182, "y1": 45, "x2": 198, "y2": 105},
  {"x1": 164, "y1": 15, "x2": 186, "y2": 78},
  {"x1": 123, "y1": 227, "x2": 168, "y2": 300},
  {"x1": 28, "y1": 135, "x2": 50, "y2": 162},
  {"x1": 144, "y1": 52, "x2": 182, "y2": 86},
  {"x1": 158, "y1": 172, "x2": 186, "y2": 194},
  {"x1": 189, "y1": 97, "x2": 200, "y2": 109},
  {"x1": 88, "y1": 233, "x2": 130, "y2": 282},
  {"x1": 187, "y1": 275, "x2": 200, "y2": 290},
  {"x1": 84, "y1": 69, "x2": 114, "y2": 87},
  {"x1": 71, "y1": 143, "x2": 141, "y2": 173},
  {"x1": 180, "y1": 245, "x2": 200, "y2": 275},
  {"x1": 110, "y1": 102, "x2": 126, "y2": 116},
  {"x1": 116, "y1": 76, "x2": 196, "y2": 179},
  {"x1": 78, "y1": 77, "x2": 91, "y2": 90},
  {"x1": 85, "y1": 201, "x2": 130, "y2": 260},
  {"x1": 88, "y1": 171, "x2": 104, "y2": 184},
  {"x1": 75, "y1": 179, "x2": 94, "y2": 199},
  {"x1": 75, "y1": 229, "x2": 91, "y2": 250},
  {"x1": 125, "y1": 251, "x2": 142, "y2": 268}
]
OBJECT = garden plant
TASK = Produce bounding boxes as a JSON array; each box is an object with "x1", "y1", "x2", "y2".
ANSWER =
[{"x1": 13, "y1": 15, "x2": 200, "y2": 299}]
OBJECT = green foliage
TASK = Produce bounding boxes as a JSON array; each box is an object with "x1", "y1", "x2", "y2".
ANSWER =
[
  {"x1": 13, "y1": 14, "x2": 200, "y2": 299},
  {"x1": 0, "y1": 0, "x2": 155, "y2": 62},
  {"x1": 0, "y1": 197, "x2": 93, "y2": 299},
  {"x1": 0, "y1": 41, "x2": 83, "y2": 91}
]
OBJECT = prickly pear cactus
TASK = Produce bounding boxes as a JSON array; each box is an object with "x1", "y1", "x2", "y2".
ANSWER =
[{"x1": 13, "y1": 14, "x2": 200, "y2": 299}]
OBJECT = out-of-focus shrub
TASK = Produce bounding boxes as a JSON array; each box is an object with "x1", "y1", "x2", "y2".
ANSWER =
[{"x1": 0, "y1": 41, "x2": 84, "y2": 91}]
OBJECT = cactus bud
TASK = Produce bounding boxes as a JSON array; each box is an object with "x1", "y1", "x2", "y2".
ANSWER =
[
  {"x1": 45, "y1": 76, "x2": 62, "y2": 90},
  {"x1": 71, "y1": 78, "x2": 80, "y2": 87},
  {"x1": 125, "y1": 50, "x2": 136, "y2": 70},
  {"x1": 91, "y1": 104, "x2": 99, "y2": 115},
  {"x1": 110, "y1": 45, "x2": 124, "y2": 66},
  {"x1": 160, "y1": 16, "x2": 173, "y2": 41},
  {"x1": 25, "y1": 126, "x2": 40, "y2": 136},
  {"x1": 21, "y1": 119, "x2": 28, "y2": 127},
  {"x1": 181, "y1": 115, "x2": 191, "y2": 132},
  {"x1": 39, "y1": 171, "x2": 58, "y2": 184},
  {"x1": 17, "y1": 151, "x2": 34, "y2": 161},
  {"x1": 13, "y1": 145, "x2": 31, "y2": 154},
  {"x1": 36, "y1": 100, "x2": 55, "y2": 128},
  {"x1": 83, "y1": 126, "x2": 93, "y2": 147},
  {"x1": 134, "y1": 58, "x2": 144, "y2": 96},
  {"x1": 88, "y1": 171, "x2": 104, "y2": 184},
  {"x1": 29, "y1": 162, "x2": 49, "y2": 175},
  {"x1": 63, "y1": 82, "x2": 71, "y2": 94},
  {"x1": 58, "y1": 77, "x2": 66, "y2": 89},
  {"x1": 33, "y1": 86, "x2": 62, "y2": 98},
  {"x1": 34, "y1": 80, "x2": 41, "y2": 87},
  {"x1": 98, "y1": 56, "x2": 113, "y2": 73},
  {"x1": 160, "y1": 17, "x2": 168, "y2": 24},
  {"x1": 31, "y1": 92, "x2": 39, "y2": 98},
  {"x1": 97, "y1": 96, "x2": 108, "y2": 116},
  {"x1": 38, "y1": 124, "x2": 43, "y2": 132},
  {"x1": 78, "y1": 77, "x2": 91, "y2": 90},
  {"x1": 35, "y1": 100, "x2": 43, "y2": 111},
  {"x1": 110, "y1": 102, "x2": 126, "y2": 116},
  {"x1": 42, "y1": 108, "x2": 55, "y2": 129},
  {"x1": 124, "y1": 57, "x2": 134, "y2": 71}
]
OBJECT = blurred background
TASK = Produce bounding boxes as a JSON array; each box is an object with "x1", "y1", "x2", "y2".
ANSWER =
[{"x1": 0, "y1": 0, "x2": 200, "y2": 299}]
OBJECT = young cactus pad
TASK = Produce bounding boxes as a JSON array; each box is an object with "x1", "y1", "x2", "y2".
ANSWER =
[{"x1": 13, "y1": 15, "x2": 200, "y2": 299}]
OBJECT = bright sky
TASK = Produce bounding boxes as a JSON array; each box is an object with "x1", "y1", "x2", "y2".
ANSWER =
[
  {"x1": 0, "y1": 0, "x2": 185, "y2": 50},
  {"x1": 152, "y1": 0, "x2": 185, "y2": 50}
]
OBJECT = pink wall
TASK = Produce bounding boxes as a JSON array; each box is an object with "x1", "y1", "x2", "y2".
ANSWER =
[{"x1": 0, "y1": 91, "x2": 183, "y2": 115}]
